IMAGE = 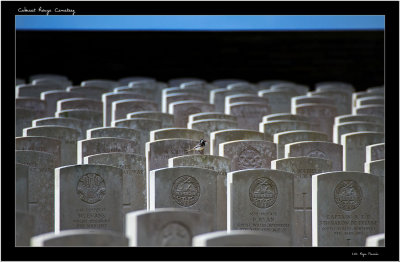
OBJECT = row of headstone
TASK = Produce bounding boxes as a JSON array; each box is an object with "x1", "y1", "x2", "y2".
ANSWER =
[
  {"x1": 16, "y1": 76, "x2": 384, "y2": 247},
  {"x1": 16, "y1": 158, "x2": 383, "y2": 247}
]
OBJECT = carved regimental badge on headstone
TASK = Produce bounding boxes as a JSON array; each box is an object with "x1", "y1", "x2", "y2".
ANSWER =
[
  {"x1": 334, "y1": 180, "x2": 363, "y2": 211},
  {"x1": 171, "y1": 175, "x2": 200, "y2": 207},
  {"x1": 77, "y1": 173, "x2": 106, "y2": 204},
  {"x1": 160, "y1": 222, "x2": 192, "y2": 246},
  {"x1": 307, "y1": 149, "x2": 327, "y2": 159},
  {"x1": 249, "y1": 177, "x2": 278, "y2": 208},
  {"x1": 238, "y1": 147, "x2": 263, "y2": 170}
]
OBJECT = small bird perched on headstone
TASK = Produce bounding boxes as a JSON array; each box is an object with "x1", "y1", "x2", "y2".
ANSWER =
[{"x1": 186, "y1": 139, "x2": 207, "y2": 154}]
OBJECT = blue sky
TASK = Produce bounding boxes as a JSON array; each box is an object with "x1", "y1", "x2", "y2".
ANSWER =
[{"x1": 15, "y1": 15, "x2": 384, "y2": 31}]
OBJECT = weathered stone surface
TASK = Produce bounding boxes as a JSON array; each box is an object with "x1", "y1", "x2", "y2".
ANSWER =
[
  {"x1": 66, "y1": 86, "x2": 107, "y2": 100},
  {"x1": 212, "y1": 79, "x2": 248, "y2": 89},
  {"x1": 285, "y1": 141, "x2": 343, "y2": 171},
  {"x1": 168, "y1": 155, "x2": 230, "y2": 230},
  {"x1": 32, "y1": 78, "x2": 72, "y2": 88},
  {"x1": 118, "y1": 76, "x2": 156, "y2": 85},
  {"x1": 315, "y1": 82, "x2": 355, "y2": 93},
  {"x1": 126, "y1": 208, "x2": 213, "y2": 246},
  {"x1": 149, "y1": 167, "x2": 219, "y2": 229},
  {"x1": 192, "y1": 230, "x2": 290, "y2": 246},
  {"x1": 163, "y1": 93, "x2": 206, "y2": 113},
  {"x1": 291, "y1": 95, "x2": 335, "y2": 114},
  {"x1": 312, "y1": 171, "x2": 379, "y2": 246},
  {"x1": 309, "y1": 90, "x2": 352, "y2": 115},
  {"x1": 355, "y1": 96, "x2": 384, "y2": 108},
  {"x1": 258, "y1": 90, "x2": 297, "y2": 114},
  {"x1": 169, "y1": 100, "x2": 215, "y2": 128},
  {"x1": 258, "y1": 80, "x2": 294, "y2": 89},
  {"x1": 77, "y1": 137, "x2": 140, "y2": 164},
  {"x1": 188, "y1": 119, "x2": 238, "y2": 138},
  {"x1": 16, "y1": 150, "x2": 56, "y2": 235},
  {"x1": 23, "y1": 125, "x2": 80, "y2": 166},
  {"x1": 32, "y1": 117, "x2": 84, "y2": 139},
  {"x1": 112, "y1": 118, "x2": 162, "y2": 153},
  {"x1": 16, "y1": 211, "x2": 35, "y2": 246},
  {"x1": 57, "y1": 98, "x2": 102, "y2": 112},
  {"x1": 31, "y1": 229, "x2": 129, "y2": 246},
  {"x1": 84, "y1": 153, "x2": 146, "y2": 214},
  {"x1": 127, "y1": 111, "x2": 174, "y2": 128},
  {"x1": 29, "y1": 74, "x2": 69, "y2": 82},
  {"x1": 227, "y1": 169, "x2": 294, "y2": 244},
  {"x1": 146, "y1": 139, "x2": 201, "y2": 201},
  {"x1": 210, "y1": 88, "x2": 256, "y2": 113},
  {"x1": 180, "y1": 81, "x2": 209, "y2": 98},
  {"x1": 341, "y1": 131, "x2": 384, "y2": 172},
  {"x1": 352, "y1": 91, "x2": 384, "y2": 107},
  {"x1": 226, "y1": 82, "x2": 258, "y2": 92},
  {"x1": 220, "y1": 140, "x2": 277, "y2": 171},
  {"x1": 260, "y1": 120, "x2": 312, "y2": 138},
  {"x1": 81, "y1": 79, "x2": 119, "y2": 89},
  {"x1": 55, "y1": 164, "x2": 124, "y2": 233},
  {"x1": 334, "y1": 114, "x2": 384, "y2": 126},
  {"x1": 86, "y1": 126, "x2": 141, "y2": 142},
  {"x1": 16, "y1": 97, "x2": 47, "y2": 116},
  {"x1": 150, "y1": 128, "x2": 205, "y2": 142},
  {"x1": 270, "y1": 83, "x2": 309, "y2": 95},
  {"x1": 272, "y1": 157, "x2": 333, "y2": 246},
  {"x1": 16, "y1": 136, "x2": 62, "y2": 167},
  {"x1": 40, "y1": 90, "x2": 82, "y2": 117},
  {"x1": 294, "y1": 103, "x2": 337, "y2": 141},
  {"x1": 188, "y1": 112, "x2": 237, "y2": 122},
  {"x1": 15, "y1": 108, "x2": 42, "y2": 137},
  {"x1": 366, "y1": 143, "x2": 385, "y2": 162},
  {"x1": 365, "y1": 159, "x2": 385, "y2": 233},
  {"x1": 56, "y1": 109, "x2": 103, "y2": 133},
  {"x1": 102, "y1": 91, "x2": 145, "y2": 126},
  {"x1": 211, "y1": 129, "x2": 272, "y2": 156},
  {"x1": 262, "y1": 113, "x2": 310, "y2": 123},
  {"x1": 274, "y1": 130, "x2": 329, "y2": 159},
  {"x1": 334, "y1": 121, "x2": 384, "y2": 144},
  {"x1": 225, "y1": 94, "x2": 267, "y2": 110},
  {"x1": 16, "y1": 84, "x2": 63, "y2": 98},
  {"x1": 355, "y1": 105, "x2": 384, "y2": 118},
  {"x1": 226, "y1": 102, "x2": 270, "y2": 131},
  {"x1": 112, "y1": 99, "x2": 158, "y2": 122},
  {"x1": 168, "y1": 77, "x2": 205, "y2": 87}
]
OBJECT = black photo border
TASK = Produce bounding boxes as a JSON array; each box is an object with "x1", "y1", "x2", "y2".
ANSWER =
[{"x1": 2, "y1": 1, "x2": 398, "y2": 261}]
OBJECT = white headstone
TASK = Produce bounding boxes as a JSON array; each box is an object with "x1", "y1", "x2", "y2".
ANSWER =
[
  {"x1": 227, "y1": 169, "x2": 294, "y2": 244},
  {"x1": 226, "y1": 102, "x2": 270, "y2": 131},
  {"x1": 211, "y1": 129, "x2": 272, "y2": 156},
  {"x1": 341, "y1": 131, "x2": 384, "y2": 172},
  {"x1": 23, "y1": 125, "x2": 80, "y2": 165},
  {"x1": 192, "y1": 230, "x2": 290, "y2": 246},
  {"x1": 84, "y1": 153, "x2": 146, "y2": 214},
  {"x1": 77, "y1": 137, "x2": 140, "y2": 164},
  {"x1": 220, "y1": 140, "x2": 277, "y2": 171},
  {"x1": 312, "y1": 171, "x2": 379, "y2": 246},
  {"x1": 16, "y1": 150, "x2": 56, "y2": 235},
  {"x1": 272, "y1": 157, "x2": 333, "y2": 246},
  {"x1": 285, "y1": 141, "x2": 343, "y2": 171},
  {"x1": 125, "y1": 208, "x2": 213, "y2": 246},
  {"x1": 149, "y1": 167, "x2": 219, "y2": 229},
  {"x1": 168, "y1": 155, "x2": 230, "y2": 230},
  {"x1": 55, "y1": 164, "x2": 124, "y2": 233},
  {"x1": 31, "y1": 229, "x2": 128, "y2": 246},
  {"x1": 274, "y1": 130, "x2": 329, "y2": 159}
]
